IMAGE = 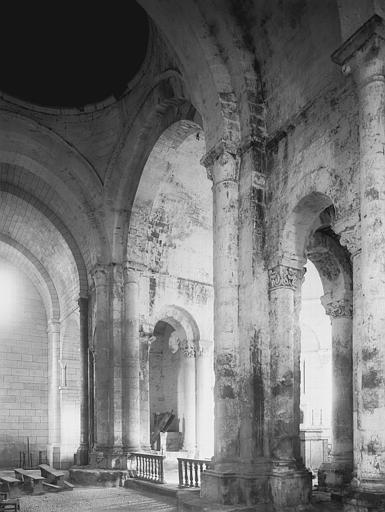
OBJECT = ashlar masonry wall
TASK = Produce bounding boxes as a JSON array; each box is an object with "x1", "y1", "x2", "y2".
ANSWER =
[{"x1": 0, "y1": 262, "x2": 48, "y2": 467}]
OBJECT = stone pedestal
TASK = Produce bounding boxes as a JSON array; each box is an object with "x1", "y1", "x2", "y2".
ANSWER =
[{"x1": 269, "y1": 464, "x2": 312, "y2": 512}]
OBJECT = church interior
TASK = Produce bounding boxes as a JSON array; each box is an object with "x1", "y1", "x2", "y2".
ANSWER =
[{"x1": 0, "y1": 1, "x2": 385, "y2": 511}]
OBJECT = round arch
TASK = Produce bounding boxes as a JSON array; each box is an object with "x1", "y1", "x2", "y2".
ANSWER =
[
  {"x1": 150, "y1": 305, "x2": 200, "y2": 347},
  {"x1": 0, "y1": 237, "x2": 60, "y2": 322},
  {"x1": 126, "y1": 118, "x2": 205, "y2": 267}
]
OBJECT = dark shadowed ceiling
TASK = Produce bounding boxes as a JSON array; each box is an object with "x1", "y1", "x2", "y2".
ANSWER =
[{"x1": 0, "y1": 2, "x2": 149, "y2": 107}]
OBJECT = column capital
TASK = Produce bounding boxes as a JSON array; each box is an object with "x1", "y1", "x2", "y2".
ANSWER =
[
  {"x1": 123, "y1": 262, "x2": 143, "y2": 284},
  {"x1": 321, "y1": 296, "x2": 353, "y2": 318},
  {"x1": 332, "y1": 15, "x2": 385, "y2": 81},
  {"x1": 268, "y1": 265, "x2": 305, "y2": 291},
  {"x1": 333, "y1": 215, "x2": 361, "y2": 258},
  {"x1": 200, "y1": 140, "x2": 240, "y2": 183},
  {"x1": 201, "y1": 137, "x2": 264, "y2": 182},
  {"x1": 90, "y1": 264, "x2": 109, "y2": 287},
  {"x1": 47, "y1": 319, "x2": 60, "y2": 334},
  {"x1": 179, "y1": 338, "x2": 199, "y2": 358}
]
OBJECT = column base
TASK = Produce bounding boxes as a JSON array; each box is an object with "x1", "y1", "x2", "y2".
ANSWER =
[
  {"x1": 47, "y1": 444, "x2": 61, "y2": 467},
  {"x1": 269, "y1": 461, "x2": 312, "y2": 511},
  {"x1": 200, "y1": 459, "x2": 272, "y2": 507},
  {"x1": 88, "y1": 447, "x2": 128, "y2": 469},
  {"x1": 343, "y1": 490, "x2": 385, "y2": 511},
  {"x1": 318, "y1": 461, "x2": 352, "y2": 490},
  {"x1": 75, "y1": 444, "x2": 89, "y2": 466}
]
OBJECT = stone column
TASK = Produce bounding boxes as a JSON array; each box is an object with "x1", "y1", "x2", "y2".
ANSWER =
[
  {"x1": 333, "y1": 17, "x2": 385, "y2": 500},
  {"x1": 268, "y1": 265, "x2": 312, "y2": 508},
  {"x1": 77, "y1": 297, "x2": 89, "y2": 465},
  {"x1": 91, "y1": 265, "x2": 113, "y2": 458},
  {"x1": 199, "y1": 144, "x2": 240, "y2": 504},
  {"x1": 201, "y1": 146, "x2": 240, "y2": 468},
  {"x1": 318, "y1": 297, "x2": 353, "y2": 488},
  {"x1": 179, "y1": 340, "x2": 197, "y2": 455},
  {"x1": 47, "y1": 319, "x2": 61, "y2": 467},
  {"x1": 196, "y1": 340, "x2": 214, "y2": 458},
  {"x1": 139, "y1": 331, "x2": 152, "y2": 450},
  {"x1": 122, "y1": 265, "x2": 141, "y2": 453}
]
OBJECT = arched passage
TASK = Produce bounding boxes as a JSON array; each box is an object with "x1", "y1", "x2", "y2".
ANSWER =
[{"x1": 125, "y1": 119, "x2": 215, "y2": 460}]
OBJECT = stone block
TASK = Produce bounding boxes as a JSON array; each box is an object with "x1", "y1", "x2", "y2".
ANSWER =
[{"x1": 269, "y1": 468, "x2": 312, "y2": 511}]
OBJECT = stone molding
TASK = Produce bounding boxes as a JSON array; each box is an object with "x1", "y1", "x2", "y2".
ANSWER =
[
  {"x1": 201, "y1": 137, "x2": 264, "y2": 182},
  {"x1": 268, "y1": 265, "x2": 303, "y2": 291},
  {"x1": 332, "y1": 15, "x2": 385, "y2": 68},
  {"x1": 322, "y1": 298, "x2": 353, "y2": 318}
]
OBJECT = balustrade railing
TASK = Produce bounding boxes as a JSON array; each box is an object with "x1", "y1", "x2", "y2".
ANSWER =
[
  {"x1": 177, "y1": 457, "x2": 211, "y2": 488},
  {"x1": 131, "y1": 452, "x2": 165, "y2": 484}
]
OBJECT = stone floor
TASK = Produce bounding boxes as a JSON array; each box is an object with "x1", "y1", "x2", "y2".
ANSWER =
[
  {"x1": 16, "y1": 486, "x2": 344, "y2": 512},
  {"x1": 19, "y1": 487, "x2": 177, "y2": 512}
]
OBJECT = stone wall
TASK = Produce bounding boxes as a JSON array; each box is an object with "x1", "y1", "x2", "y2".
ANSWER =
[{"x1": 0, "y1": 261, "x2": 48, "y2": 467}]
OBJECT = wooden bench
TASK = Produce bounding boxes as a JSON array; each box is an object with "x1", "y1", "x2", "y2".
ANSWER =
[
  {"x1": 38, "y1": 464, "x2": 73, "y2": 491},
  {"x1": 0, "y1": 495, "x2": 20, "y2": 512},
  {"x1": 0, "y1": 477, "x2": 20, "y2": 499},
  {"x1": 38, "y1": 464, "x2": 65, "y2": 486},
  {"x1": 14, "y1": 469, "x2": 45, "y2": 495}
]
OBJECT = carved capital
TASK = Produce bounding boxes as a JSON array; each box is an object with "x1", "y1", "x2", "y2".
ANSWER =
[
  {"x1": 268, "y1": 265, "x2": 304, "y2": 291},
  {"x1": 178, "y1": 338, "x2": 199, "y2": 358},
  {"x1": 91, "y1": 264, "x2": 109, "y2": 287},
  {"x1": 200, "y1": 140, "x2": 240, "y2": 183},
  {"x1": 323, "y1": 298, "x2": 353, "y2": 318},
  {"x1": 333, "y1": 216, "x2": 361, "y2": 257}
]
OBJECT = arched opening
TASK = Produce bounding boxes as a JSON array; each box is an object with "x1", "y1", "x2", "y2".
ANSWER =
[
  {"x1": 127, "y1": 119, "x2": 214, "y2": 470},
  {"x1": 0, "y1": 260, "x2": 49, "y2": 467},
  {"x1": 149, "y1": 319, "x2": 195, "y2": 454},
  {"x1": 300, "y1": 260, "x2": 332, "y2": 476},
  {"x1": 273, "y1": 194, "x2": 353, "y2": 496},
  {"x1": 0, "y1": 184, "x2": 88, "y2": 469}
]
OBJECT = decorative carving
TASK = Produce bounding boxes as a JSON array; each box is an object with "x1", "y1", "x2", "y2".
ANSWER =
[
  {"x1": 324, "y1": 299, "x2": 353, "y2": 319},
  {"x1": 91, "y1": 264, "x2": 109, "y2": 287},
  {"x1": 178, "y1": 338, "x2": 199, "y2": 358},
  {"x1": 268, "y1": 265, "x2": 303, "y2": 291},
  {"x1": 333, "y1": 214, "x2": 361, "y2": 257}
]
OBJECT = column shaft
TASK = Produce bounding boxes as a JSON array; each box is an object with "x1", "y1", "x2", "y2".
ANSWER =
[
  {"x1": 92, "y1": 266, "x2": 112, "y2": 450},
  {"x1": 78, "y1": 297, "x2": 89, "y2": 465},
  {"x1": 122, "y1": 267, "x2": 140, "y2": 452},
  {"x1": 356, "y1": 49, "x2": 385, "y2": 490},
  {"x1": 181, "y1": 349, "x2": 196, "y2": 454},
  {"x1": 47, "y1": 320, "x2": 61, "y2": 466},
  {"x1": 269, "y1": 267, "x2": 300, "y2": 464},
  {"x1": 211, "y1": 150, "x2": 240, "y2": 466}
]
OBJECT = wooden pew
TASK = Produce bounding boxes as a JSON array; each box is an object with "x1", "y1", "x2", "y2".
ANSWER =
[
  {"x1": 38, "y1": 464, "x2": 73, "y2": 491},
  {"x1": 39, "y1": 464, "x2": 64, "y2": 485},
  {"x1": 14, "y1": 469, "x2": 45, "y2": 495},
  {"x1": 0, "y1": 477, "x2": 21, "y2": 499}
]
